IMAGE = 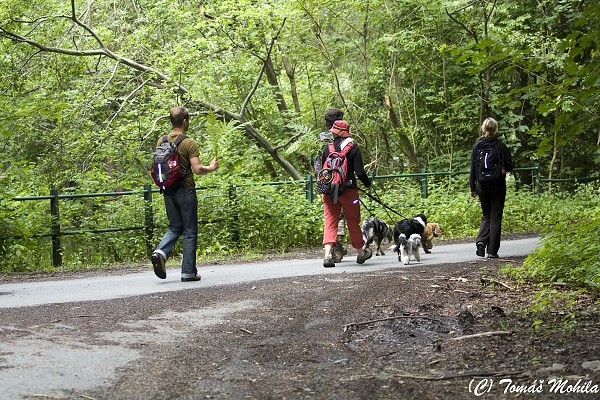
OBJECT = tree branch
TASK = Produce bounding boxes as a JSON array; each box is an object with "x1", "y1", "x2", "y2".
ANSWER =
[
  {"x1": 70, "y1": 0, "x2": 106, "y2": 49},
  {"x1": 445, "y1": 6, "x2": 479, "y2": 43},
  {"x1": 0, "y1": 6, "x2": 303, "y2": 180},
  {"x1": 302, "y1": 6, "x2": 348, "y2": 110},
  {"x1": 240, "y1": 18, "x2": 286, "y2": 118},
  {"x1": 105, "y1": 76, "x2": 152, "y2": 130},
  {"x1": 273, "y1": 130, "x2": 306, "y2": 151}
]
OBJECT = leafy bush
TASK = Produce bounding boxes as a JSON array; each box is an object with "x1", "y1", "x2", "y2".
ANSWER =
[
  {"x1": 507, "y1": 215, "x2": 600, "y2": 292},
  {"x1": 501, "y1": 184, "x2": 600, "y2": 293},
  {"x1": 1, "y1": 178, "x2": 598, "y2": 275}
]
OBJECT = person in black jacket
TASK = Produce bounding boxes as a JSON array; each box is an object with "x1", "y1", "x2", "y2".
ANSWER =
[
  {"x1": 469, "y1": 117, "x2": 514, "y2": 258},
  {"x1": 321, "y1": 120, "x2": 372, "y2": 267}
]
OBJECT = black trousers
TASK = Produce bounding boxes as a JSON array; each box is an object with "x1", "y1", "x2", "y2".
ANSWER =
[{"x1": 476, "y1": 188, "x2": 506, "y2": 256}]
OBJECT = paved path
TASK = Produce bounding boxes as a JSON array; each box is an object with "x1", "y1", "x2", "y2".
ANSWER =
[{"x1": 0, "y1": 237, "x2": 539, "y2": 309}]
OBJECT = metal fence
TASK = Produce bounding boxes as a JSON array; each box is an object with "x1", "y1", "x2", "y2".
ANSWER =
[{"x1": 6, "y1": 165, "x2": 598, "y2": 267}]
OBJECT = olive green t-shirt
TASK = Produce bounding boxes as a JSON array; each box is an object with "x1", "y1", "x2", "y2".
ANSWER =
[{"x1": 156, "y1": 133, "x2": 200, "y2": 188}]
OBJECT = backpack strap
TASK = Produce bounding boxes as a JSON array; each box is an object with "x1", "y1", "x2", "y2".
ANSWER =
[
  {"x1": 173, "y1": 134, "x2": 188, "y2": 146},
  {"x1": 159, "y1": 134, "x2": 187, "y2": 146},
  {"x1": 340, "y1": 137, "x2": 354, "y2": 151},
  {"x1": 173, "y1": 135, "x2": 189, "y2": 177},
  {"x1": 328, "y1": 138, "x2": 354, "y2": 155}
]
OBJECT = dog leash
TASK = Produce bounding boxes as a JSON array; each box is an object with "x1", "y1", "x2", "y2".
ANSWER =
[
  {"x1": 444, "y1": 196, "x2": 477, "y2": 231},
  {"x1": 358, "y1": 187, "x2": 408, "y2": 221},
  {"x1": 358, "y1": 197, "x2": 376, "y2": 217},
  {"x1": 370, "y1": 187, "x2": 400, "y2": 224},
  {"x1": 360, "y1": 186, "x2": 476, "y2": 231}
]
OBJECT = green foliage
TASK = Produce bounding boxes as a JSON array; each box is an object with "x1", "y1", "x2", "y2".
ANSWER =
[
  {"x1": 527, "y1": 287, "x2": 585, "y2": 331},
  {"x1": 2, "y1": 0, "x2": 599, "y2": 187},
  {"x1": 0, "y1": 0, "x2": 599, "y2": 277},
  {"x1": 506, "y1": 187, "x2": 600, "y2": 292},
  {"x1": 500, "y1": 183, "x2": 599, "y2": 326}
]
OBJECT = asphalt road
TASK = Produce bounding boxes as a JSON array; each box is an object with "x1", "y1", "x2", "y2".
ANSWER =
[
  {"x1": 0, "y1": 237, "x2": 540, "y2": 399},
  {"x1": 0, "y1": 237, "x2": 539, "y2": 309}
]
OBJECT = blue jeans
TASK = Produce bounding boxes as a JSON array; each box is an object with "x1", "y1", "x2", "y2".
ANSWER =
[{"x1": 154, "y1": 187, "x2": 198, "y2": 277}]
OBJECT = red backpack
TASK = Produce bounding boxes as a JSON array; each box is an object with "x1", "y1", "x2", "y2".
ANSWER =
[
  {"x1": 150, "y1": 135, "x2": 188, "y2": 193},
  {"x1": 317, "y1": 138, "x2": 354, "y2": 203}
]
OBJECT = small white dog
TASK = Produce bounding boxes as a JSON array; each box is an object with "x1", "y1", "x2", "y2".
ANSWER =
[{"x1": 396, "y1": 233, "x2": 422, "y2": 265}]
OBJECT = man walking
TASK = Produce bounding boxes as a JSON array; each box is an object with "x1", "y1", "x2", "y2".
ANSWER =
[{"x1": 151, "y1": 106, "x2": 219, "y2": 282}]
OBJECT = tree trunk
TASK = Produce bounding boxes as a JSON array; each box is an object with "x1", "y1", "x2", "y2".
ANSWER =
[
  {"x1": 385, "y1": 95, "x2": 420, "y2": 169},
  {"x1": 264, "y1": 55, "x2": 288, "y2": 113},
  {"x1": 280, "y1": 53, "x2": 301, "y2": 114}
]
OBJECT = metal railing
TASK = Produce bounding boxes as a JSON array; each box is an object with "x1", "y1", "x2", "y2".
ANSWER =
[{"x1": 6, "y1": 165, "x2": 598, "y2": 267}]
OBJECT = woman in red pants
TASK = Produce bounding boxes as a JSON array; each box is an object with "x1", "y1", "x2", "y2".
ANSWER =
[{"x1": 320, "y1": 120, "x2": 372, "y2": 267}]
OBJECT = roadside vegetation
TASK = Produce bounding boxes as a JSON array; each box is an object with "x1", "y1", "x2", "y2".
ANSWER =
[{"x1": 1, "y1": 0, "x2": 598, "y2": 314}]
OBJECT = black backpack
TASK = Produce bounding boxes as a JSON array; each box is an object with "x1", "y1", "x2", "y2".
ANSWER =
[
  {"x1": 150, "y1": 135, "x2": 188, "y2": 193},
  {"x1": 475, "y1": 140, "x2": 503, "y2": 189}
]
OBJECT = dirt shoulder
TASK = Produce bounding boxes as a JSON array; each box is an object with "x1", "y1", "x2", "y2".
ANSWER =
[{"x1": 96, "y1": 257, "x2": 598, "y2": 399}]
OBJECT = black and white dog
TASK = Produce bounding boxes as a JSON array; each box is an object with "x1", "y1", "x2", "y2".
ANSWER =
[
  {"x1": 396, "y1": 233, "x2": 422, "y2": 265},
  {"x1": 392, "y1": 214, "x2": 427, "y2": 262},
  {"x1": 361, "y1": 217, "x2": 393, "y2": 256}
]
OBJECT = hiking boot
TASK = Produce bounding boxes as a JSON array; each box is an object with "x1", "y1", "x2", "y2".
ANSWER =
[
  {"x1": 151, "y1": 252, "x2": 166, "y2": 279},
  {"x1": 181, "y1": 274, "x2": 201, "y2": 282},
  {"x1": 356, "y1": 248, "x2": 372, "y2": 264},
  {"x1": 332, "y1": 248, "x2": 344, "y2": 263},
  {"x1": 333, "y1": 239, "x2": 347, "y2": 262},
  {"x1": 476, "y1": 242, "x2": 485, "y2": 257},
  {"x1": 323, "y1": 255, "x2": 335, "y2": 268}
]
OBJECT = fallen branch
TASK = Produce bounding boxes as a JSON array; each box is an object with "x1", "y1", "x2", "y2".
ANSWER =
[
  {"x1": 394, "y1": 369, "x2": 526, "y2": 381},
  {"x1": 79, "y1": 395, "x2": 100, "y2": 400},
  {"x1": 480, "y1": 277, "x2": 514, "y2": 290},
  {"x1": 343, "y1": 315, "x2": 443, "y2": 332},
  {"x1": 449, "y1": 330, "x2": 512, "y2": 342},
  {"x1": 240, "y1": 328, "x2": 254, "y2": 335}
]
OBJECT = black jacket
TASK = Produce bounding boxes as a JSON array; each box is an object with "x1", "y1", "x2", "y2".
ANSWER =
[
  {"x1": 321, "y1": 136, "x2": 372, "y2": 189},
  {"x1": 469, "y1": 137, "x2": 514, "y2": 192}
]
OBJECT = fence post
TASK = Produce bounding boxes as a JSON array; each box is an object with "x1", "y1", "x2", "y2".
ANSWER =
[
  {"x1": 367, "y1": 171, "x2": 375, "y2": 205},
  {"x1": 534, "y1": 162, "x2": 543, "y2": 194},
  {"x1": 50, "y1": 188, "x2": 62, "y2": 267},
  {"x1": 420, "y1": 168, "x2": 428, "y2": 198},
  {"x1": 228, "y1": 185, "x2": 239, "y2": 243},
  {"x1": 305, "y1": 174, "x2": 314, "y2": 203},
  {"x1": 143, "y1": 184, "x2": 154, "y2": 256}
]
